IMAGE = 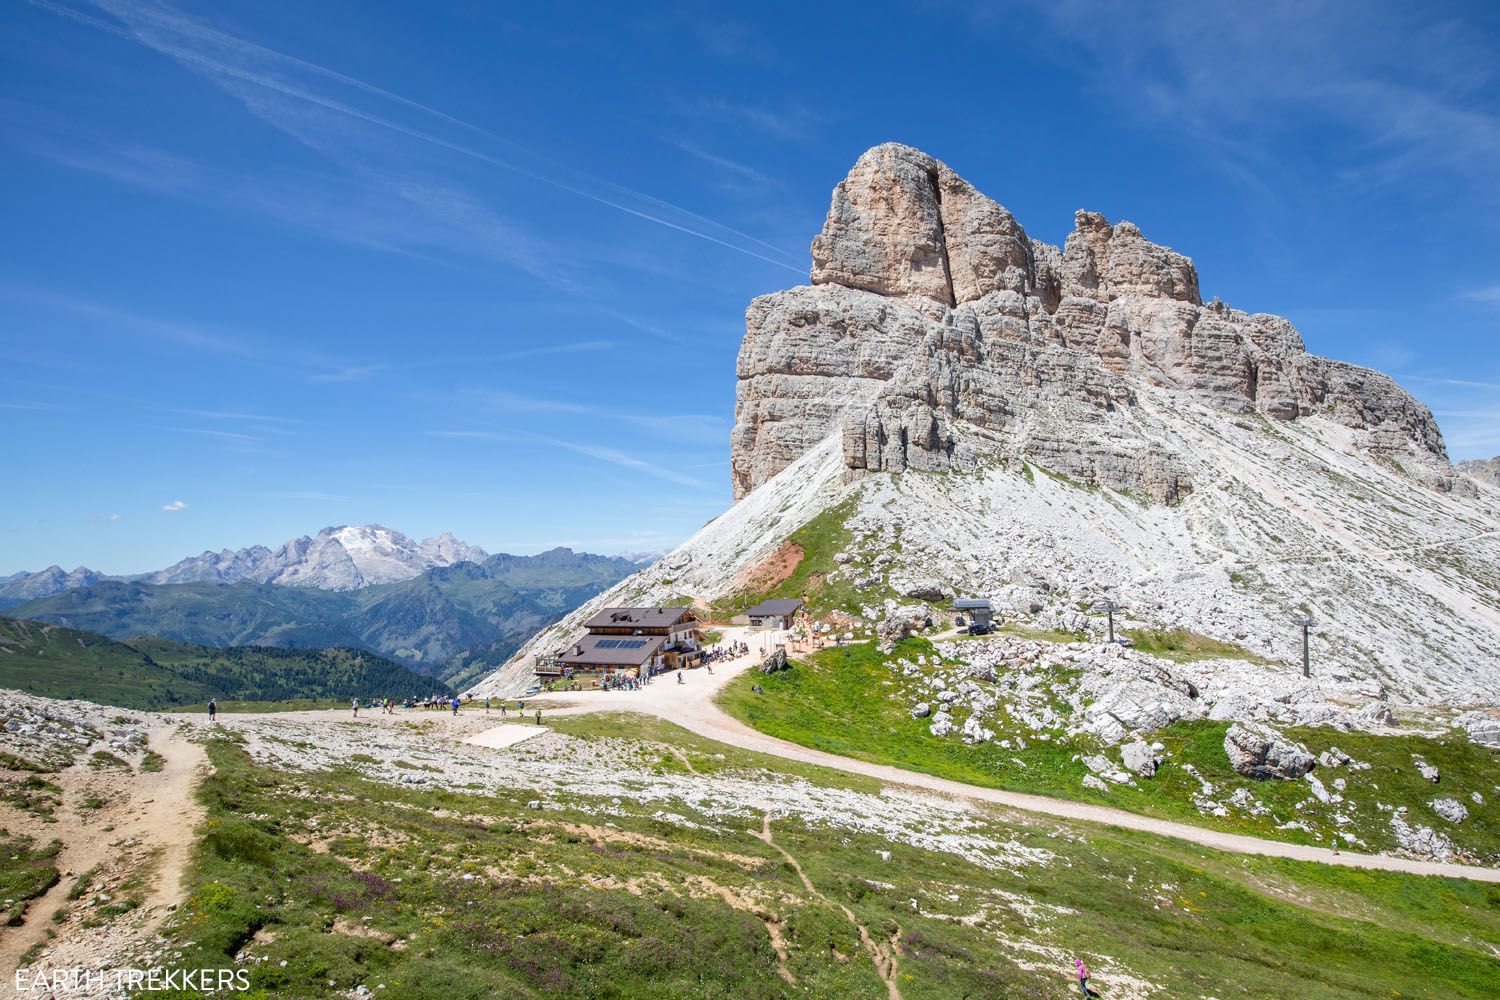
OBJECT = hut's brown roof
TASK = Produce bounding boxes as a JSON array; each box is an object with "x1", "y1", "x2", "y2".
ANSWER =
[
  {"x1": 582, "y1": 607, "x2": 696, "y2": 631},
  {"x1": 559, "y1": 633, "x2": 665, "y2": 667}
]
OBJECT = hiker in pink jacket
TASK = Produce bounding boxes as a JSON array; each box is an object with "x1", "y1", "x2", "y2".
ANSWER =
[{"x1": 1075, "y1": 958, "x2": 1094, "y2": 996}]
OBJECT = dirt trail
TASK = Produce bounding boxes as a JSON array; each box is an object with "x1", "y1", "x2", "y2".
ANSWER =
[
  {"x1": 0, "y1": 724, "x2": 207, "y2": 988},
  {"x1": 754, "y1": 814, "x2": 903, "y2": 1000}
]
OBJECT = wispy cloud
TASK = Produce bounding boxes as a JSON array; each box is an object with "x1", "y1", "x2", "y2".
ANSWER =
[
  {"x1": 89, "y1": 511, "x2": 123, "y2": 522},
  {"x1": 161, "y1": 499, "x2": 188, "y2": 511},
  {"x1": 1397, "y1": 373, "x2": 1500, "y2": 459},
  {"x1": 998, "y1": 1, "x2": 1500, "y2": 214},
  {"x1": 693, "y1": 98, "x2": 822, "y2": 141},
  {"x1": 305, "y1": 340, "x2": 617, "y2": 384},
  {"x1": 178, "y1": 427, "x2": 260, "y2": 443},
  {"x1": 477, "y1": 391, "x2": 729, "y2": 444},
  {"x1": 430, "y1": 429, "x2": 711, "y2": 489},
  {"x1": 0, "y1": 400, "x2": 66, "y2": 411},
  {"x1": 30, "y1": 0, "x2": 802, "y2": 273},
  {"x1": 170, "y1": 407, "x2": 300, "y2": 425},
  {"x1": 0, "y1": 284, "x2": 360, "y2": 376},
  {"x1": 668, "y1": 139, "x2": 774, "y2": 185},
  {"x1": 306, "y1": 365, "x2": 387, "y2": 385},
  {"x1": 1462, "y1": 285, "x2": 1500, "y2": 305}
]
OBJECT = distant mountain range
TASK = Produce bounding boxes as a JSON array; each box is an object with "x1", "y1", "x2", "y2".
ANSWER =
[
  {"x1": 0, "y1": 527, "x2": 649, "y2": 688},
  {"x1": 1459, "y1": 456, "x2": 1500, "y2": 487},
  {"x1": 0, "y1": 614, "x2": 448, "y2": 711},
  {"x1": 1, "y1": 524, "x2": 496, "y2": 598}
]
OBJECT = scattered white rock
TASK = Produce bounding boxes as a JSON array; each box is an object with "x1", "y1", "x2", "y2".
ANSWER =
[{"x1": 1430, "y1": 798, "x2": 1468, "y2": 824}]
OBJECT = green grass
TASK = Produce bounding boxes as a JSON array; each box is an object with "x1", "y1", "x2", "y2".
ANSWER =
[
  {"x1": 139, "y1": 715, "x2": 1500, "y2": 998},
  {"x1": 709, "y1": 495, "x2": 890, "y2": 620},
  {"x1": 0, "y1": 832, "x2": 61, "y2": 926},
  {"x1": 88, "y1": 749, "x2": 130, "y2": 771},
  {"x1": 140, "y1": 749, "x2": 167, "y2": 773},
  {"x1": 1125, "y1": 627, "x2": 1269, "y2": 663},
  {"x1": 719, "y1": 638, "x2": 1500, "y2": 861}
]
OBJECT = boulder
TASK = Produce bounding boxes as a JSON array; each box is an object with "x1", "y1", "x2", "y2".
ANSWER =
[
  {"x1": 1119, "y1": 740, "x2": 1159, "y2": 778},
  {"x1": 1317, "y1": 747, "x2": 1352, "y2": 768},
  {"x1": 876, "y1": 604, "x2": 927, "y2": 652},
  {"x1": 1082, "y1": 754, "x2": 1131, "y2": 784},
  {"x1": 960, "y1": 714, "x2": 995, "y2": 745},
  {"x1": 929, "y1": 712, "x2": 954, "y2": 738},
  {"x1": 1223, "y1": 722, "x2": 1315, "y2": 780},
  {"x1": 1430, "y1": 798, "x2": 1468, "y2": 824},
  {"x1": 902, "y1": 580, "x2": 949, "y2": 602},
  {"x1": 910, "y1": 702, "x2": 931, "y2": 719}
]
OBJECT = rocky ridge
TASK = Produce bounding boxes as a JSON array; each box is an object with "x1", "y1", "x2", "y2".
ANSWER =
[
  {"x1": 484, "y1": 143, "x2": 1500, "y2": 723},
  {"x1": 1459, "y1": 456, "x2": 1500, "y2": 487},
  {"x1": 733, "y1": 143, "x2": 1466, "y2": 503}
]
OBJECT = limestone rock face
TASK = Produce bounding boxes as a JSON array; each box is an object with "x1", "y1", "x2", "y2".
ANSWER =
[
  {"x1": 1223, "y1": 722, "x2": 1316, "y2": 780},
  {"x1": 733, "y1": 142, "x2": 1464, "y2": 502}
]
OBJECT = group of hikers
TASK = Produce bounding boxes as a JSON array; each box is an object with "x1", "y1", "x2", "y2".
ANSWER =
[
  {"x1": 703, "y1": 640, "x2": 748, "y2": 663},
  {"x1": 351, "y1": 694, "x2": 463, "y2": 716}
]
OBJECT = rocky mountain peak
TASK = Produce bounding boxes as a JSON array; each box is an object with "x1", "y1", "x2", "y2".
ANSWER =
[
  {"x1": 733, "y1": 143, "x2": 1466, "y2": 503},
  {"x1": 1458, "y1": 456, "x2": 1500, "y2": 487}
]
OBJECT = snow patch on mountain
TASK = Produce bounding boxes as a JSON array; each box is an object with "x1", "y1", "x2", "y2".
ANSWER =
[{"x1": 1, "y1": 525, "x2": 495, "y2": 597}]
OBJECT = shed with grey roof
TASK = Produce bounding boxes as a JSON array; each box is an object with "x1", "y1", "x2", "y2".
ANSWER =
[{"x1": 745, "y1": 597, "x2": 805, "y2": 629}]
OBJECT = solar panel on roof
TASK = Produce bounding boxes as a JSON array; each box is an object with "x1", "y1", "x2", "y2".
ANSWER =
[
  {"x1": 618, "y1": 639, "x2": 646, "y2": 649},
  {"x1": 596, "y1": 638, "x2": 621, "y2": 648}
]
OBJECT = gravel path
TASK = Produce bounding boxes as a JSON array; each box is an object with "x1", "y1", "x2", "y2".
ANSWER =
[{"x1": 508, "y1": 629, "x2": 1500, "y2": 883}]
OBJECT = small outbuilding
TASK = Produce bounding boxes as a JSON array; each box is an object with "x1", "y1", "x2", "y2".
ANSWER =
[
  {"x1": 952, "y1": 598, "x2": 995, "y2": 630},
  {"x1": 745, "y1": 597, "x2": 804, "y2": 630}
]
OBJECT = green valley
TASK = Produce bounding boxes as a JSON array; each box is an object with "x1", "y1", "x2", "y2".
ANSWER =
[{"x1": 0, "y1": 616, "x2": 447, "y2": 710}]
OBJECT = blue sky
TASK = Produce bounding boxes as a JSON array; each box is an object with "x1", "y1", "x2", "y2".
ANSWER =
[{"x1": 3, "y1": 0, "x2": 1498, "y2": 575}]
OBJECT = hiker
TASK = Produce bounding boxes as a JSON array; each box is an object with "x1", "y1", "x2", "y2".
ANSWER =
[
  {"x1": 352, "y1": 697, "x2": 359, "y2": 718},
  {"x1": 207, "y1": 698, "x2": 217, "y2": 722},
  {"x1": 451, "y1": 696, "x2": 460, "y2": 716},
  {"x1": 534, "y1": 707, "x2": 541, "y2": 725},
  {"x1": 484, "y1": 696, "x2": 491, "y2": 714},
  {"x1": 500, "y1": 701, "x2": 507, "y2": 717},
  {"x1": 677, "y1": 670, "x2": 684, "y2": 685},
  {"x1": 1075, "y1": 959, "x2": 1094, "y2": 997}
]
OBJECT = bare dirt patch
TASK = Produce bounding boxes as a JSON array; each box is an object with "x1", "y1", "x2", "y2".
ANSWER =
[{"x1": 732, "y1": 539, "x2": 804, "y2": 595}]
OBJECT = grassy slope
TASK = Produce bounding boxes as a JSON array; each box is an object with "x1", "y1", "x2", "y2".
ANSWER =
[
  {"x1": 0, "y1": 616, "x2": 448, "y2": 710},
  {"x1": 709, "y1": 496, "x2": 894, "y2": 621},
  {"x1": 145, "y1": 716, "x2": 1500, "y2": 998},
  {"x1": 719, "y1": 638, "x2": 1500, "y2": 862}
]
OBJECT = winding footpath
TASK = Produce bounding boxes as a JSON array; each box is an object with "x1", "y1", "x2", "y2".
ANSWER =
[{"x1": 519, "y1": 629, "x2": 1500, "y2": 884}]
